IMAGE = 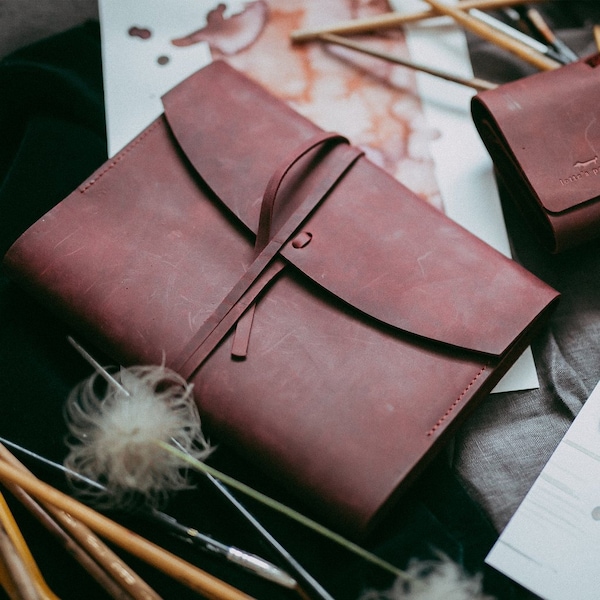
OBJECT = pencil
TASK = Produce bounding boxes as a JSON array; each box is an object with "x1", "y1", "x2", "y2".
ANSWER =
[
  {"x1": 291, "y1": 0, "x2": 550, "y2": 42},
  {"x1": 317, "y1": 32, "x2": 498, "y2": 91},
  {"x1": 0, "y1": 457, "x2": 255, "y2": 600}
]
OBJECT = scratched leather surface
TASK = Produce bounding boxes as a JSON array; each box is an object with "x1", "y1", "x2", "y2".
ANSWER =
[
  {"x1": 164, "y1": 61, "x2": 554, "y2": 356},
  {"x1": 2, "y1": 60, "x2": 559, "y2": 536}
]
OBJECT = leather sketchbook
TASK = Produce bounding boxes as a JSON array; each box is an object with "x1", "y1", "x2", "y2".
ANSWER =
[
  {"x1": 2, "y1": 60, "x2": 559, "y2": 537},
  {"x1": 472, "y1": 53, "x2": 600, "y2": 253}
]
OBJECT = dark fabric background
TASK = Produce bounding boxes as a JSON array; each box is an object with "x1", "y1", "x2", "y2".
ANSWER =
[{"x1": 0, "y1": 4, "x2": 599, "y2": 599}]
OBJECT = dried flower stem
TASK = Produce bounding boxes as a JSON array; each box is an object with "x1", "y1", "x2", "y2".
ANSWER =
[{"x1": 159, "y1": 442, "x2": 411, "y2": 581}]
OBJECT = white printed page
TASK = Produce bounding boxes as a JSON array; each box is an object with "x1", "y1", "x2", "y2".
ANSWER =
[{"x1": 487, "y1": 378, "x2": 600, "y2": 600}]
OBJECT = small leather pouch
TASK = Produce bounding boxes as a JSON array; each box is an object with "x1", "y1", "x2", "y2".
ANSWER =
[
  {"x1": 2, "y1": 60, "x2": 559, "y2": 537},
  {"x1": 472, "y1": 54, "x2": 600, "y2": 253}
]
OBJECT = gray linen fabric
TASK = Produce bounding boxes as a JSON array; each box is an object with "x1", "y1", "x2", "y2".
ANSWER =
[{"x1": 455, "y1": 4, "x2": 600, "y2": 531}]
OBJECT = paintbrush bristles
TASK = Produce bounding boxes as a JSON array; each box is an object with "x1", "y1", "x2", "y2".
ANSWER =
[{"x1": 63, "y1": 364, "x2": 213, "y2": 510}]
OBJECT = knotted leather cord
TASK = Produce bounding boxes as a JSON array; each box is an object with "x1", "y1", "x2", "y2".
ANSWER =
[
  {"x1": 170, "y1": 132, "x2": 364, "y2": 380},
  {"x1": 231, "y1": 131, "x2": 348, "y2": 358}
]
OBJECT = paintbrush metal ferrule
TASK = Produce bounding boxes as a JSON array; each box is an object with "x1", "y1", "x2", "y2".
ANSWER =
[
  {"x1": 516, "y1": 6, "x2": 579, "y2": 63},
  {"x1": 148, "y1": 509, "x2": 297, "y2": 589},
  {"x1": 0, "y1": 436, "x2": 296, "y2": 591},
  {"x1": 421, "y1": 0, "x2": 561, "y2": 70},
  {"x1": 468, "y1": 8, "x2": 568, "y2": 64},
  {"x1": 225, "y1": 548, "x2": 298, "y2": 590}
]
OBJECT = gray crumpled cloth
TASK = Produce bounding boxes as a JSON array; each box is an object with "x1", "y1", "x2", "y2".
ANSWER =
[{"x1": 455, "y1": 2, "x2": 600, "y2": 531}]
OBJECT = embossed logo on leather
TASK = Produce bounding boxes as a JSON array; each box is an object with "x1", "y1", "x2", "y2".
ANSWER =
[{"x1": 559, "y1": 155, "x2": 599, "y2": 185}]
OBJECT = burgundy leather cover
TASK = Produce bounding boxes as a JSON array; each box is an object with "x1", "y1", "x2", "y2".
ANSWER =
[
  {"x1": 2, "y1": 60, "x2": 559, "y2": 537},
  {"x1": 472, "y1": 54, "x2": 600, "y2": 253}
]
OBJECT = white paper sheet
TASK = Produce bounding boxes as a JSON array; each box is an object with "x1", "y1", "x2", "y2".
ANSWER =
[
  {"x1": 98, "y1": 0, "x2": 213, "y2": 157},
  {"x1": 99, "y1": 0, "x2": 539, "y2": 393},
  {"x1": 486, "y1": 377, "x2": 600, "y2": 600}
]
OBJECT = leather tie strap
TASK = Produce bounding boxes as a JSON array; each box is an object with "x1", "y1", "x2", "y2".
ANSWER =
[
  {"x1": 232, "y1": 131, "x2": 349, "y2": 358},
  {"x1": 170, "y1": 132, "x2": 363, "y2": 379}
]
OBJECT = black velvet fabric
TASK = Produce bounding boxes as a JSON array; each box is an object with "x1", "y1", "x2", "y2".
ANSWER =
[{"x1": 0, "y1": 7, "x2": 595, "y2": 598}]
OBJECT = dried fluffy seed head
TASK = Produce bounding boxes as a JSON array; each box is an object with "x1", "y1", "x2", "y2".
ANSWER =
[
  {"x1": 63, "y1": 364, "x2": 213, "y2": 510},
  {"x1": 361, "y1": 553, "x2": 495, "y2": 600}
]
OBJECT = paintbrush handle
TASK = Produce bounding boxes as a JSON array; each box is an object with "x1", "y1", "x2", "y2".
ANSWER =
[
  {"x1": 0, "y1": 523, "x2": 42, "y2": 600},
  {"x1": 421, "y1": 0, "x2": 560, "y2": 71},
  {"x1": 0, "y1": 491, "x2": 58, "y2": 600},
  {"x1": 291, "y1": 0, "x2": 549, "y2": 42},
  {"x1": 318, "y1": 33, "x2": 497, "y2": 91},
  {"x1": 8, "y1": 496, "x2": 137, "y2": 600},
  {"x1": 522, "y1": 7, "x2": 579, "y2": 62},
  {"x1": 0, "y1": 459, "x2": 255, "y2": 600},
  {"x1": 0, "y1": 444, "x2": 157, "y2": 600}
]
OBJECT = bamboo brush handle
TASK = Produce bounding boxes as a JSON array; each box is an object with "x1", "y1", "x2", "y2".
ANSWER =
[
  {"x1": 421, "y1": 0, "x2": 561, "y2": 71},
  {"x1": 0, "y1": 459, "x2": 255, "y2": 600},
  {"x1": 291, "y1": 0, "x2": 549, "y2": 42}
]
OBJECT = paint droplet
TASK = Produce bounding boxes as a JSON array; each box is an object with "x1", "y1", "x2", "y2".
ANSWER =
[
  {"x1": 157, "y1": 55, "x2": 170, "y2": 65},
  {"x1": 128, "y1": 26, "x2": 152, "y2": 40}
]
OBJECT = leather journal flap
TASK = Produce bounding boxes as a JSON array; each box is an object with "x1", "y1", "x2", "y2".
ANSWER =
[
  {"x1": 163, "y1": 60, "x2": 557, "y2": 358},
  {"x1": 472, "y1": 55, "x2": 600, "y2": 216}
]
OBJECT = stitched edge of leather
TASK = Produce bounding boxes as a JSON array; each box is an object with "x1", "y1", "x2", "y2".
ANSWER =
[
  {"x1": 426, "y1": 365, "x2": 487, "y2": 437},
  {"x1": 79, "y1": 119, "x2": 163, "y2": 192}
]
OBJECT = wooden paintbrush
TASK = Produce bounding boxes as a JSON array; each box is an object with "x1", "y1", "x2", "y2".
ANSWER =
[
  {"x1": 0, "y1": 453, "x2": 255, "y2": 600},
  {"x1": 513, "y1": 5, "x2": 579, "y2": 63},
  {"x1": 0, "y1": 493, "x2": 48, "y2": 600},
  {"x1": 0, "y1": 436, "x2": 297, "y2": 592},
  {"x1": 0, "y1": 442, "x2": 159, "y2": 600},
  {"x1": 418, "y1": 0, "x2": 561, "y2": 70},
  {"x1": 316, "y1": 32, "x2": 498, "y2": 91},
  {"x1": 291, "y1": 0, "x2": 550, "y2": 42}
]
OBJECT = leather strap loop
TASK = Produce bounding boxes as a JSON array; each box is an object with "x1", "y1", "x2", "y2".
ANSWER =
[
  {"x1": 170, "y1": 134, "x2": 363, "y2": 378},
  {"x1": 255, "y1": 132, "x2": 348, "y2": 254},
  {"x1": 232, "y1": 132, "x2": 349, "y2": 358}
]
